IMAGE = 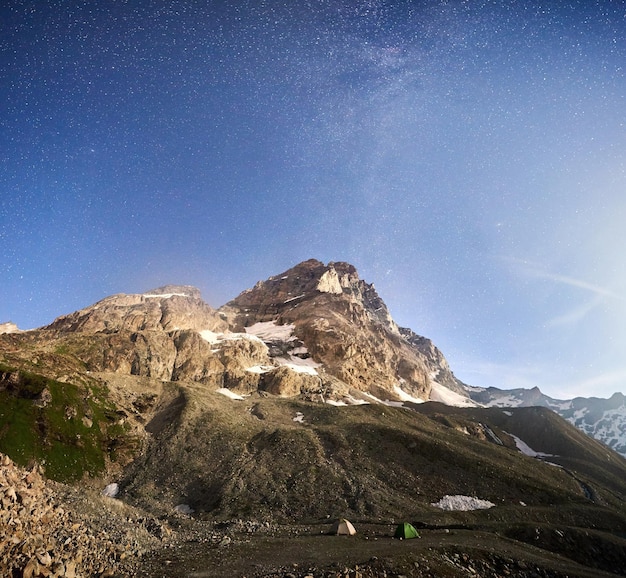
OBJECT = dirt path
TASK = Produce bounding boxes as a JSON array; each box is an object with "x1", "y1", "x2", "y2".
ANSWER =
[{"x1": 135, "y1": 525, "x2": 622, "y2": 578}]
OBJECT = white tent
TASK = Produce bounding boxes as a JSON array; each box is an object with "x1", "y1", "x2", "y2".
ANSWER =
[{"x1": 332, "y1": 518, "x2": 357, "y2": 535}]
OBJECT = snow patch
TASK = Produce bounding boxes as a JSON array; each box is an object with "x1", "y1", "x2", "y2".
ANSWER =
[
  {"x1": 393, "y1": 385, "x2": 425, "y2": 404},
  {"x1": 199, "y1": 330, "x2": 221, "y2": 344},
  {"x1": 483, "y1": 394, "x2": 526, "y2": 408},
  {"x1": 199, "y1": 329, "x2": 263, "y2": 345},
  {"x1": 429, "y1": 382, "x2": 477, "y2": 407},
  {"x1": 508, "y1": 433, "x2": 555, "y2": 458},
  {"x1": 216, "y1": 388, "x2": 245, "y2": 400},
  {"x1": 552, "y1": 400, "x2": 573, "y2": 411},
  {"x1": 361, "y1": 392, "x2": 404, "y2": 407},
  {"x1": 245, "y1": 320, "x2": 297, "y2": 341},
  {"x1": 283, "y1": 294, "x2": 305, "y2": 304},
  {"x1": 278, "y1": 356, "x2": 320, "y2": 375},
  {"x1": 325, "y1": 399, "x2": 347, "y2": 406},
  {"x1": 245, "y1": 365, "x2": 273, "y2": 374},
  {"x1": 174, "y1": 504, "x2": 194, "y2": 515},
  {"x1": 293, "y1": 412, "x2": 305, "y2": 423},
  {"x1": 431, "y1": 495, "x2": 496, "y2": 511}
]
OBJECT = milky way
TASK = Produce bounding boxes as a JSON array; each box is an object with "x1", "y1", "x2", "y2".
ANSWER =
[{"x1": 2, "y1": 1, "x2": 625, "y2": 398}]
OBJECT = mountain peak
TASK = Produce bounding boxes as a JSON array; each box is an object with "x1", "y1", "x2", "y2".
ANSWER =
[
  {"x1": 0, "y1": 322, "x2": 20, "y2": 334},
  {"x1": 220, "y1": 259, "x2": 432, "y2": 401},
  {"x1": 142, "y1": 285, "x2": 202, "y2": 300},
  {"x1": 46, "y1": 284, "x2": 223, "y2": 334}
]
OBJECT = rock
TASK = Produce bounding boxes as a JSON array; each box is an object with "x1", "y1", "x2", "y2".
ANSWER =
[
  {"x1": 223, "y1": 259, "x2": 433, "y2": 401},
  {"x1": 33, "y1": 387, "x2": 52, "y2": 408},
  {"x1": 0, "y1": 451, "x2": 162, "y2": 577},
  {"x1": 261, "y1": 366, "x2": 319, "y2": 397},
  {"x1": 37, "y1": 550, "x2": 52, "y2": 565},
  {"x1": 102, "y1": 483, "x2": 119, "y2": 498},
  {"x1": 174, "y1": 504, "x2": 194, "y2": 515},
  {"x1": 47, "y1": 286, "x2": 226, "y2": 334},
  {"x1": 317, "y1": 268, "x2": 343, "y2": 294},
  {"x1": 64, "y1": 560, "x2": 76, "y2": 578},
  {"x1": 0, "y1": 321, "x2": 20, "y2": 334}
]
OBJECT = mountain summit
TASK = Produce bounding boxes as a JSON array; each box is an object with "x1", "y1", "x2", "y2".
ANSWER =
[
  {"x1": 47, "y1": 284, "x2": 220, "y2": 334},
  {"x1": 221, "y1": 259, "x2": 435, "y2": 402}
]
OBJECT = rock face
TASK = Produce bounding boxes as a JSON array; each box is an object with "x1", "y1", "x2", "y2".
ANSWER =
[
  {"x1": 400, "y1": 327, "x2": 467, "y2": 395},
  {"x1": 221, "y1": 259, "x2": 436, "y2": 402},
  {"x1": 259, "y1": 365, "x2": 320, "y2": 397},
  {"x1": 40, "y1": 286, "x2": 274, "y2": 390},
  {"x1": 0, "y1": 322, "x2": 20, "y2": 334},
  {"x1": 35, "y1": 261, "x2": 457, "y2": 404}
]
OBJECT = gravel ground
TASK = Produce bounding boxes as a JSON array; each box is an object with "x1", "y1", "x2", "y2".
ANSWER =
[
  {"x1": 2, "y1": 451, "x2": 624, "y2": 578},
  {"x1": 134, "y1": 521, "x2": 623, "y2": 578}
]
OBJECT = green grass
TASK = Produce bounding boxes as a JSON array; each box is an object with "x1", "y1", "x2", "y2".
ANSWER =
[{"x1": 0, "y1": 362, "x2": 134, "y2": 482}]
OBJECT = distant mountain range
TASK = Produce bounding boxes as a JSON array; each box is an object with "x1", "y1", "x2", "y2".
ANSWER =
[{"x1": 468, "y1": 385, "x2": 626, "y2": 457}]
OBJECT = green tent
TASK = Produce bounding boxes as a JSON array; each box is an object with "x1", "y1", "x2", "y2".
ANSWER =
[{"x1": 394, "y1": 522, "x2": 420, "y2": 539}]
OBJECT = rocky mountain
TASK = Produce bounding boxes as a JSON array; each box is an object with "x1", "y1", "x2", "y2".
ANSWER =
[
  {"x1": 2, "y1": 258, "x2": 626, "y2": 576},
  {"x1": 221, "y1": 259, "x2": 440, "y2": 402},
  {"x1": 21, "y1": 258, "x2": 465, "y2": 407}
]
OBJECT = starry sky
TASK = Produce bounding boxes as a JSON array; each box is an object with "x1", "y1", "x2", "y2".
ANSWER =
[{"x1": 2, "y1": 1, "x2": 625, "y2": 400}]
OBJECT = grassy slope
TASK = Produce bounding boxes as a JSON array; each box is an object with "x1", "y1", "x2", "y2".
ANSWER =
[
  {"x1": 121, "y1": 385, "x2": 626, "y2": 530},
  {"x1": 123, "y1": 386, "x2": 626, "y2": 576},
  {"x1": 0, "y1": 362, "x2": 138, "y2": 482}
]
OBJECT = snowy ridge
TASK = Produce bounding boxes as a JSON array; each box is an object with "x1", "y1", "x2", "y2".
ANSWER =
[
  {"x1": 466, "y1": 385, "x2": 626, "y2": 458},
  {"x1": 565, "y1": 403, "x2": 626, "y2": 455}
]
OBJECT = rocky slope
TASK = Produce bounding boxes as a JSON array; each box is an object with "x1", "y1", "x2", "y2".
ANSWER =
[
  {"x1": 220, "y1": 259, "x2": 458, "y2": 402},
  {"x1": 0, "y1": 452, "x2": 164, "y2": 577},
  {"x1": 33, "y1": 284, "x2": 274, "y2": 391}
]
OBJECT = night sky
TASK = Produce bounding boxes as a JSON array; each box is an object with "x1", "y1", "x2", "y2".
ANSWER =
[{"x1": 2, "y1": 1, "x2": 625, "y2": 399}]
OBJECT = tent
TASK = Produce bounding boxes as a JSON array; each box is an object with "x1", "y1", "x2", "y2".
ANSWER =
[
  {"x1": 332, "y1": 518, "x2": 357, "y2": 536},
  {"x1": 394, "y1": 522, "x2": 420, "y2": 539}
]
